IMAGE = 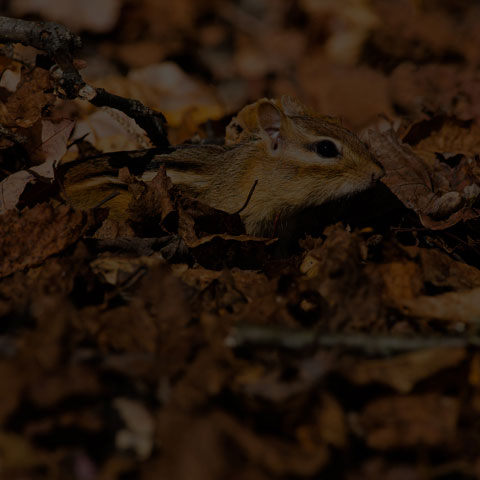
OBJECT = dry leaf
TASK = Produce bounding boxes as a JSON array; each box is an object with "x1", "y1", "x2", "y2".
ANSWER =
[
  {"x1": 400, "y1": 287, "x2": 480, "y2": 324},
  {"x1": 0, "y1": 119, "x2": 74, "y2": 213},
  {"x1": 368, "y1": 129, "x2": 479, "y2": 229},
  {"x1": 341, "y1": 347, "x2": 466, "y2": 393},
  {"x1": 0, "y1": 68, "x2": 54, "y2": 128},
  {"x1": 114, "y1": 397, "x2": 155, "y2": 459},
  {"x1": 188, "y1": 234, "x2": 276, "y2": 270},
  {"x1": 90, "y1": 255, "x2": 165, "y2": 285},
  {"x1": 0, "y1": 204, "x2": 94, "y2": 277},
  {"x1": 357, "y1": 394, "x2": 459, "y2": 449}
]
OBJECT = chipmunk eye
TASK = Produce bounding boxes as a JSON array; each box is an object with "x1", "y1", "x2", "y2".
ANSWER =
[{"x1": 312, "y1": 140, "x2": 339, "y2": 158}]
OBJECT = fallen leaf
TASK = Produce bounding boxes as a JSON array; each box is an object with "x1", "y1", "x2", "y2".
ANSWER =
[
  {"x1": 0, "y1": 68, "x2": 54, "y2": 128},
  {"x1": 410, "y1": 246, "x2": 480, "y2": 291},
  {"x1": 368, "y1": 129, "x2": 480, "y2": 229},
  {"x1": 298, "y1": 224, "x2": 384, "y2": 330},
  {"x1": 341, "y1": 347, "x2": 466, "y2": 393},
  {"x1": 97, "y1": 62, "x2": 225, "y2": 143},
  {"x1": 0, "y1": 119, "x2": 74, "y2": 213},
  {"x1": 72, "y1": 109, "x2": 149, "y2": 152},
  {"x1": 380, "y1": 248, "x2": 480, "y2": 324},
  {"x1": 127, "y1": 167, "x2": 178, "y2": 236},
  {"x1": 0, "y1": 169, "x2": 38, "y2": 213},
  {"x1": 403, "y1": 117, "x2": 480, "y2": 158},
  {"x1": 90, "y1": 254, "x2": 164, "y2": 285},
  {"x1": 28, "y1": 365, "x2": 101, "y2": 408},
  {"x1": 314, "y1": 393, "x2": 347, "y2": 448},
  {"x1": 178, "y1": 194, "x2": 245, "y2": 238},
  {"x1": 0, "y1": 203, "x2": 96, "y2": 277},
  {"x1": 114, "y1": 397, "x2": 155, "y2": 459},
  {"x1": 401, "y1": 287, "x2": 480, "y2": 324},
  {"x1": 154, "y1": 410, "x2": 329, "y2": 478},
  {"x1": 188, "y1": 234, "x2": 276, "y2": 270},
  {"x1": 389, "y1": 63, "x2": 480, "y2": 123},
  {"x1": 357, "y1": 394, "x2": 459, "y2": 449}
]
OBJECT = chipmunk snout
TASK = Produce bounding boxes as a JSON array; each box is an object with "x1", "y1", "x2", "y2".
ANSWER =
[{"x1": 371, "y1": 160, "x2": 385, "y2": 183}]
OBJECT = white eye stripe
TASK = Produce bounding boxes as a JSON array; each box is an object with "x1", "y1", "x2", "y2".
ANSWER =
[
  {"x1": 296, "y1": 136, "x2": 343, "y2": 165},
  {"x1": 284, "y1": 135, "x2": 345, "y2": 165}
]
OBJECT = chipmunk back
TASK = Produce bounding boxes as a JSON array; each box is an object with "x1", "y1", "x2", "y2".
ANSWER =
[{"x1": 62, "y1": 96, "x2": 384, "y2": 235}]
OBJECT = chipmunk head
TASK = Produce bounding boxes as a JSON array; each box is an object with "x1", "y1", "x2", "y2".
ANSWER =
[{"x1": 227, "y1": 96, "x2": 384, "y2": 216}]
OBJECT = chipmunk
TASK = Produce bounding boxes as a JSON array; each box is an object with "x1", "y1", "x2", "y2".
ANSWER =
[{"x1": 62, "y1": 96, "x2": 384, "y2": 235}]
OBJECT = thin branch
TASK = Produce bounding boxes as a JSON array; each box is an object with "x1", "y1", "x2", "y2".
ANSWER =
[
  {"x1": 89, "y1": 88, "x2": 168, "y2": 150},
  {"x1": 0, "y1": 16, "x2": 83, "y2": 97},
  {"x1": 225, "y1": 324, "x2": 479, "y2": 355},
  {"x1": 0, "y1": 16, "x2": 169, "y2": 149}
]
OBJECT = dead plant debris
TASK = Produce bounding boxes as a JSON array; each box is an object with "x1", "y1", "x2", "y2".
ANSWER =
[{"x1": 1, "y1": 2, "x2": 480, "y2": 479}]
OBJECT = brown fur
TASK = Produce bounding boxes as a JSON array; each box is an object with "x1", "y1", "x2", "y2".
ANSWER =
[{"x1": 63, "y1": 97, "x2": 383, "y2": 235}]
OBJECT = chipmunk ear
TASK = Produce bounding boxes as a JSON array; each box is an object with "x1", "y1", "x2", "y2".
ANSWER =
[
  {"x1": 322, "y1": 115, "x2": 342, "y2": 126},
  {"x1": 280, "y1": 95, "x2": 343, "y2": 125},
  {"x1": 280, "y1": 95, "x2": 309, "y2": 116},
  {"x1": 257, "y1": 101, "x2": 286, "y2": 151}
]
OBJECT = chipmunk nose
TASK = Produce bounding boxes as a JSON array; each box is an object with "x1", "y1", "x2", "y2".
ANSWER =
[
  {"x1": 371, "y1": 160, "x2": 385, "y2": 182},
  {"x1": 368, "y1": 162, "x2": 385, "y2": 187}
]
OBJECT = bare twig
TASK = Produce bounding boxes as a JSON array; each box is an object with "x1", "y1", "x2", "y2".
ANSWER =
[
  {"x1": 225, "y1": 324, "x2": 480, "y2": 355},
  {"x1": 89, "y1": 88, "x2": 168, "y2": 149},
  {"x1": 0, "y1": 16, "x2": 83, "y2": 97},
  {"x1": 0, "y1": 16, "x2": 169, "y2": 149}
]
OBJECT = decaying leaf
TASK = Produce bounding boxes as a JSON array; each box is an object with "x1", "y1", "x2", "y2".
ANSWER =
[
  {"x1": 114, "y1": 397, "x2": 155, "y2": 459},
  {"x1": 127, "y1": 166, "x2": 178, "y2": 235},
  {"x1": 0, "y1": 119, "x2": 74, "y2": 213},
  {"x1": 90, "y1": 254, "x2": 165, "y2": 285},
  {"x1": 340, "y1": 347, "x2": 466, "y2": 393},
  {"x1": 127, "y1": 167, "x2": 244, "y2": 245},
  {"x1": 0, "y1": 68, "x2": 54, "y2": 129},
  {"x1": 3, "y1": 3, "x2": 480, "y2": 479},
  {"x1": 188, "y1": 234, "x2": 276, "y2": 270},
  {"x1": 380, "y1": 246, "x2": 480, "y2": 325},
  {"x1": 400, "y1": 288, "x2": 480, "y2": 325},
  {"x1": 368, "y1": 129, "x2": 479, "y2": 229},
  {"x1": 298, "y1": 224, "x2": 384, "y2": 330},
  {"x1": 96, "y1": 62, "x2": 225, "y2": 143},
  {"x1": 404, "y1": 117, "x2": 480, "y2": 158},
  {"x1": 356, "y1": 394, "x2": 459, "y2": 449},
  {"x1": 154, "y1": 410, "x2": 329, "y2": 478},
  {"x1": 0, "y1": 203, "x2": 98, "y2": 277}
]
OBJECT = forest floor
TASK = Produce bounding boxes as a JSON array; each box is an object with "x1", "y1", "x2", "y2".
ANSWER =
[{"x1": 1, "y1": 1, "x2": 480, "y2": 479}]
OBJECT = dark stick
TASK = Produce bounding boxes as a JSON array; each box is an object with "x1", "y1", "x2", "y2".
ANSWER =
[
  {"x1": 89, "y1": 88, "x2": 169, "y2": 150},
  {"x1": 225, "y1": 324, "x2": 479, "y2": 355},
  {"x1": 0, "y1": 16, "x2": 83, "y2": 97},
  {"x1": 0, "y1": 16, "x2": 169, "y2": 149}
]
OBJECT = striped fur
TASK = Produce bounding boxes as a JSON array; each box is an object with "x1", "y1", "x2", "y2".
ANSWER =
[{"x1": 62, "y1": 97, "x2": 384, "y2": 235}]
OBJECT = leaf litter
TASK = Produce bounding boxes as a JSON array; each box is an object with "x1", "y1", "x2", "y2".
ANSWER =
[{"x1": 1, "y1": 1, "x2": 480, "y2": 479}]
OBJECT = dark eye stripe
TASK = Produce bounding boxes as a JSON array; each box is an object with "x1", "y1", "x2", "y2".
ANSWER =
[{"x1": 310, "y1": 140, "x2": 339, "y2": 158}]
